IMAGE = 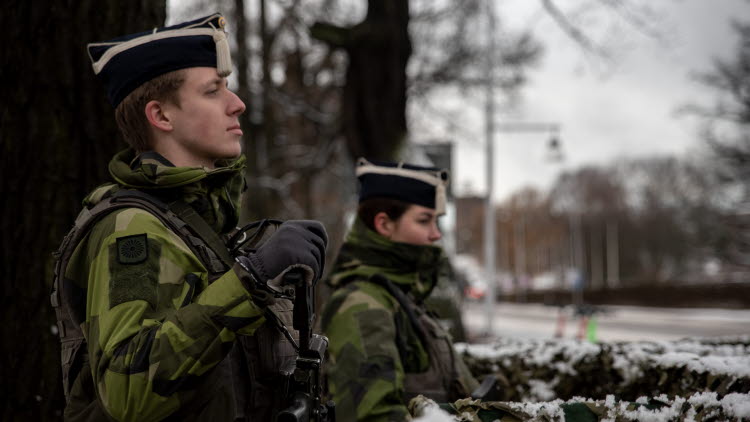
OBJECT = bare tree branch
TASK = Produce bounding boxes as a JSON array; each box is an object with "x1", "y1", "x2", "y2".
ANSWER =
[{"x1": 540, "y1": 0, "x2": 611, "y2": 60}]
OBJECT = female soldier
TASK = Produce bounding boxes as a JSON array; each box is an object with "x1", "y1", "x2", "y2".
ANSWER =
[{"x1": 321, "y1": 158, "x2": 479, "y2": 421}]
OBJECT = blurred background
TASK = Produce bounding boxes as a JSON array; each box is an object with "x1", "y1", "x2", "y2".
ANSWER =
[{"x1": 2, "y1": 0, "x2": 748, "y2": 419}]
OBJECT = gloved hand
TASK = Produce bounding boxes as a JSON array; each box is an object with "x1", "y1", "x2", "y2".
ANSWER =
[{"x1": 236, "y1": 220, "x2": 328, "y2": 291}]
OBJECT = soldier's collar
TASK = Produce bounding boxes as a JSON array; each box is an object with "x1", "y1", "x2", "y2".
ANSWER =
[{"x1": 130, "y1": 151, "x2": 175, "y2": 170}]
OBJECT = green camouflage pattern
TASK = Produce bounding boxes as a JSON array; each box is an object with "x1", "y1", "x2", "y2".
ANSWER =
[
  {"x1": 321, "y1": 219, "x2": 477, "y2": 422},
  {"x1": 423, "y1": 263, "x2": 467, "y2": 342},
  {"x1": 105, "y1": 149, "x2": 247, "y2": 233},
  {"x1": 408, "y1": 393, "x2": 750, "y2": 421},
  {"x1": 64, "y1": 150, "x2": 264, "y2": 421}
]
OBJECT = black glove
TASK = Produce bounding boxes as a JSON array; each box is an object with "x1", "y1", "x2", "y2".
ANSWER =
[{"x1": 236, "y1": 220, "x2": 328, "y2": 291}]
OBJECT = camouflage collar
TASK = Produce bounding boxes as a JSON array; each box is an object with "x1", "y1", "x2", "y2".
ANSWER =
[
  {"x1": 94, "y1": 149, "x2": 247, "y2": 233},
  {"x1": 109, "y1": 149, "x2": 246, "y2": 189},
  {"x1": 131, "y1": 151, "x2": 175, "y2": 169},
  {"x1": 327, "y1": 218, "x2": 446, "y2": 301}
]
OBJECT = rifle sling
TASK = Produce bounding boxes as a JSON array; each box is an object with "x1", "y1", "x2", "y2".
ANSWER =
[
  {"x1": 369, "y1": 273, "x2": 429, "y2": 348},
  {"x1": 168, "y1": 199, "x2": 235, "y2": 268}
]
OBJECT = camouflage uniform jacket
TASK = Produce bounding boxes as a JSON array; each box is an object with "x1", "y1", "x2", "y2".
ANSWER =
[
  {"x1": 321, "y1": 219, "x2": 478, "y2": 422},
  {"x1": 57, "y1": 150, "x2": 296, "y2": 421}
]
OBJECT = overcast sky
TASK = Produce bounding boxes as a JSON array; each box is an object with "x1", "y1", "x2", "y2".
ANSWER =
[{"x1": 417, "y1": 0, "x2": 750, "y2": 202}]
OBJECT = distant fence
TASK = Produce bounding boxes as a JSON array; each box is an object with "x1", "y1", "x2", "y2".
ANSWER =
[{"x1": 499, "y1": 282, "x2": 750, "y2": 309}]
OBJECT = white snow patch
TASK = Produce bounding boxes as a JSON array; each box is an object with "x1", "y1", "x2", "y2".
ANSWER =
[
  {"x1": 604, "y1": 394, "x2": 617, "y2": 407},
  {"x1": 507, "y1": 399, "x2": 566, "y2": 420},
  {"x1": 686, "y1": 392, "x2": 719, "y2": 407},
  {"x1": 652, "y1": 352, "x2": 750, "y2": 377},
  {"x1": 721, "y1": 393, "x2": 750, "y2": 419},
  {"x1": 616, "y1": 395, "x2": 684, "y2": 422},
  {"x1": 527, "y1": 379, "x2": 557, "y2": 401},
  {"x1": 410, "y1": 405, "x2": 456, "y2": 422}
]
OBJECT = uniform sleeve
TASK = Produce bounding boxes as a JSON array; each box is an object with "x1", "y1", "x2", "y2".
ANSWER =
[
  {"x1": 81, "y1": 209, "x2": 265, "y2": 421},
  {"x1": 321, "y1": 283, "x2": 410, "y2": 422}
]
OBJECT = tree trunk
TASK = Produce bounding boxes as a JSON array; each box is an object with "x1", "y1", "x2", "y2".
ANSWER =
[
  {"x1": 0, "y1": 1, "x2": 166, "y2": 419},
  {"x1": 312, "y1": 0, "x2": 412, "y2": 160}
]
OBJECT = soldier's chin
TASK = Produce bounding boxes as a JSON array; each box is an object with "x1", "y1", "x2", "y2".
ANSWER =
[
  {"x1": 218, "y1": 143, "x2": 243, "y2": 159},
  {"x1": 231, "y1": 140, "x2": 244, "y2": 158}
]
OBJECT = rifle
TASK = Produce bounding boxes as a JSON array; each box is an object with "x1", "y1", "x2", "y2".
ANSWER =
[
  {"x1": 276, "y1": 270, "x2": 336, "y2": 422},
  {"x1": 227, "y1": 220, "x2": 335, "y2": 421}
]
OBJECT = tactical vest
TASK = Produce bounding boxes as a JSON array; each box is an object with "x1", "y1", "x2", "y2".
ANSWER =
[
  {"x1": 370, "y1": 274, "x2": 472, "y2": 403},
  {"x1": 50, "y1": 188, "x2": 298, "y2": 421}
]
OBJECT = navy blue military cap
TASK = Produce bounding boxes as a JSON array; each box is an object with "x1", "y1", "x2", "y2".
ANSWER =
[
  {"x1": 356, "y1": 157, "x2": 450, "y2": 215},
  {"x1": 87, "y1": 13, "x2": 232, "y2": 107}
]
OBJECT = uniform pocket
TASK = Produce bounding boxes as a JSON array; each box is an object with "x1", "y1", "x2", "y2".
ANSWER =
[{"x1": 61, "y1": 337, "x2": 85, "y2": 400}]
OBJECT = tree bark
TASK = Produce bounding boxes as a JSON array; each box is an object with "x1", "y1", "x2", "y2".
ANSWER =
[
  {"x1": 0, "y1": 1, "x2": 166, "y2": 419},
  {"x1": 312, "y1": 0, "x2": 412, "y2": 160}
]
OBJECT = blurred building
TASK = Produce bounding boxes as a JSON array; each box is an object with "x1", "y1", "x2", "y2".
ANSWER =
[{"x1": 454, "y1": 195, "x2": 485, "y2": 257}]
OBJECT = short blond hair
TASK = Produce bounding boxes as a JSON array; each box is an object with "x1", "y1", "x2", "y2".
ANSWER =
[{"x1": 114, "y1": 69, "x2": 185, "y2": 152}]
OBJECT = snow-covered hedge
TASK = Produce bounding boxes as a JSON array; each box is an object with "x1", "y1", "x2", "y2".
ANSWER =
[
  {"x1": 409, "y1": 392, "x2": 750, "y2": 421},
  {"x1": 403, "y1": 337, "x2": 750, "y2": 420},
  {"x1": 456, "y1": 335, "x2": 750, "y2": 402}
]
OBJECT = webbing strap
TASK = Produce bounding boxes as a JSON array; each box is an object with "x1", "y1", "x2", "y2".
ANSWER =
[
  {"x1": 111, "y1": 189, "x2": 169, "y2": 210},
  {"x1": 112, "y1": 189, "x2": 234, "y2": 270},
  {"x1": 168, "y1": 200, "x2": 235, "y2": 268},
  {"x1": 369, "y1": 273, "x2": 462, "y2": 398},
  {"x1": 369, "y1": 274, "x2": 429, "y2": 347}
]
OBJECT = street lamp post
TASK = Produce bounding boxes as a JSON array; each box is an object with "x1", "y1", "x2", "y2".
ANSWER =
[
  {"x1": 483, "y1": 0, "x2": 497, "y2": 338},
  {"x1": 482, "y1": 0, "x2": 564, "y2": 339},
  {"x1": 483, "y1": 121, "x2": 562, "y2": 337}
]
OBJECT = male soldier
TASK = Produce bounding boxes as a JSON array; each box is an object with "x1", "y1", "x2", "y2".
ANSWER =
[{"x1": 51, "y1": 14, "x2": 327, "y2": 421}]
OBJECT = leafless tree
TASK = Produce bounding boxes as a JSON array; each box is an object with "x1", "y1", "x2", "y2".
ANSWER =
[{"x1": 683, "y1": 19, "x2": 750, "y2": 268}]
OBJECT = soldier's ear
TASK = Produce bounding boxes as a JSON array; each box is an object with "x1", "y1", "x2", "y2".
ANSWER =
[
  {"x1": 144, "y1": 100, "x2": 173, "y2": 133},
  {"x1": 373, "y1": 212, "x2": 395, "y2": 239}
]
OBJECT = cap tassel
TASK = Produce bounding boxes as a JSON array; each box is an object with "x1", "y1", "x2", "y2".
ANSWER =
[
  {"x1": 213, "y1": 30, "x2": 232, "y2": 76},
  {"x1": 435, "y1": 184, "x2": 447, "y2": 216}
]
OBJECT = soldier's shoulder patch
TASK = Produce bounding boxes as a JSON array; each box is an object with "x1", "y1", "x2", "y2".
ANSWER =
[{"x1": 116, "y1": 233, "x2": 148, "y2": 264}]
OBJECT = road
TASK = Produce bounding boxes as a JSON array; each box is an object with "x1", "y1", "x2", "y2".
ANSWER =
[{"x1": 462, "y1": 300, "x2": 750, "y2": 342}]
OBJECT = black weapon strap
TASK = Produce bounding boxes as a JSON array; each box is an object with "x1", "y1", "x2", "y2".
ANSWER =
[
  {"x1": 369, "y1": 273, "x2": 429, "y2": 347},
  {"x1": 264, "y1": 307, "x2": 300, "y2": 351},
  {"x1": 111, "y1": 189, "x2": 235, "y2": 275},
  {"x1": 167, "y1": 199, "x2": 235, "y2": 268}
]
